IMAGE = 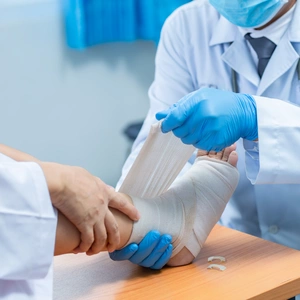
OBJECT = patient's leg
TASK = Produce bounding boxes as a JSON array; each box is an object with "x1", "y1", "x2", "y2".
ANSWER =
[
  {"x1": 126, "y1": 145, "x2": 239, "y2": 266},
  {"x1": 55, "y1": 146, "x2": 238, "y2": 264},
  {"x1": 120, "y1": 146, "x2": 239, "y2": 265},
  {"x1": 55, "y1": 205, "x2": 133, "y2": 255}
]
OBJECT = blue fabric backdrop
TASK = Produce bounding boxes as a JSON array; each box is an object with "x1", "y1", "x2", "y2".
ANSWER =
[{"x1": 64, "y1": 0, "x2": 191, "y2": 49}]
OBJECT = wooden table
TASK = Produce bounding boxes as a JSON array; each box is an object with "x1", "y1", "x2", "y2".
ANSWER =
[{"x1": 53, "y1": 225, "x2": 300, "y2": 300}]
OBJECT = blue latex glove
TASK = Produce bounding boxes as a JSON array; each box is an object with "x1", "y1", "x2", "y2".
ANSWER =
[
  {"x1": 109, "y1": 230, "x2": 173, "y2": 270},
  {"x1": 156, "y1": 88, "x2": 258, "y2": 152}
]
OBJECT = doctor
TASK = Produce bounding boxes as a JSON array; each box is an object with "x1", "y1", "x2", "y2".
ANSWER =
[
  {"x1": 0, "y1": 144, "x2": 139, "y2": 299},
  {"x1": 110, "y1": 0, "x2": 300, "y2": 272}
]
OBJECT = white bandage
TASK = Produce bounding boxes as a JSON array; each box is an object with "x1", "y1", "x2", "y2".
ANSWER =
[
  {"x1": 125, "y1": 156, "x2": 239, "y2": 257},
  {"x1": 125, "y1": 173, "x2": 197, "y2": 256},
  {"x1": 118, "y1": 122, "x2": 195, "y2": 198},
  {"x1": 183, "y1": 156, "x2": 239, "y2": 257},
  {"x1": 119, "y1": 122, "x2": 239, "y2": 258}
]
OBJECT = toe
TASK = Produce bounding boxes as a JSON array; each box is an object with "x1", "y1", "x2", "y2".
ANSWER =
[
  {"x1": 197, "y1": 149, "x2": 208, "y2": 157},
  {"x1": 227, "y1": 151, "x2": 238, "y2": 167},
  {"x1": 222, "y1": 144, "x2": 237, "y2": 162},
  {"x1": 208, "y1": 150, "x2": 223, "y2": 160}
]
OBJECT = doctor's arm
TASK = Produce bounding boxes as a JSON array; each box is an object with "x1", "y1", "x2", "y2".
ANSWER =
[
  {"x1": 0, "y1": 143, "x2": 40, "y2": 162},
  {"x1": 110, "y1": 11, "x2": 196, "y2": 268},
  {"x1": 246, "y1": 95, "x2": 300, "y2": 184},
  {"x1": 0, "y1": 158, "x2": 135, "y2": 280},
  {"x1": 156, "y1": 88, "x2": 300, "y2": 185},
  {"x1": 0, "y1": 144, "x2": 140, "y2": 255},
  {"x1": 0, "y1": 159, "x2": 57, "y2": 280}
]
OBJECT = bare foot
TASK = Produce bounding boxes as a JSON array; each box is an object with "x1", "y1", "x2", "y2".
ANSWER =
[{"x1": 167, "y1": 144, "x2": 238, "y2": 267}]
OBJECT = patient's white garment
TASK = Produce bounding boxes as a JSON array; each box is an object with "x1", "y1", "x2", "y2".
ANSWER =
[{"x1": 125, "y1": 156, "x2": 239, "y2": 257}]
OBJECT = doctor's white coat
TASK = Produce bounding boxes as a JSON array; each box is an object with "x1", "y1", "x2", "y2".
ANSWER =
[
  {"x1": 0, "y1": 153, "x2": 57, "y2": 300},
  {"x1": 118, "y1": 0, "x2": 300, "y2": 251}
]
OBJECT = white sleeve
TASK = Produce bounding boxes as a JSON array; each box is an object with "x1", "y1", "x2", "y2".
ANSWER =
[
  {"x1": 116, "y1": 11, "x2": 195, "y2": 189},
  {"x1": 0, "y1": 265, "x2": 54, "y2": 300},
  {"x1": 244, "y1": 95, "x2": 300, "y2": 184},
  {"x1": 0, "y1": 156, "x2": 57, "y2": 281}
]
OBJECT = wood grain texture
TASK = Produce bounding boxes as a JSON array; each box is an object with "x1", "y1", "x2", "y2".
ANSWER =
[{"x1": 53, "y1": 225, "x2": 300, "y2": 300}]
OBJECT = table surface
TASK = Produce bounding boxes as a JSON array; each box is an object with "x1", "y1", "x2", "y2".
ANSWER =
[{"x1": 53, "y1": 225, "x2": 300, "y2": 300}]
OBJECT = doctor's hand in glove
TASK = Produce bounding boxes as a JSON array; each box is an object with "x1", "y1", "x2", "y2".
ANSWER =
[
  {"x1": 110, "y1": 230, "x2": 173, "y2": 269},
  {"x1": 40, "y1": 163, "x2": 140, "y2": 255},
  {"x1": 156, "y1": 88, "x2": 258, "y2": 151}
]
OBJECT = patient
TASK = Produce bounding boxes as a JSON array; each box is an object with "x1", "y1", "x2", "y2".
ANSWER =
[{"x1": 55, "y1": 145, "x2": 239, "y2": 266}]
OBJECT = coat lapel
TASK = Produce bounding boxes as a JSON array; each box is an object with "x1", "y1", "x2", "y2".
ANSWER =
[
  {"x1": 257, "y1": 1, "x2": 300, "y2": 95},
  {"x1": 257, "y1": 33, "x2": 299, "y2": 95},
  {"x1": 209, "y1": 16, "x2": 260, "y2": 88},
  {"x1": 221, "y1": 33, "x2": 260, "y2": 88}
]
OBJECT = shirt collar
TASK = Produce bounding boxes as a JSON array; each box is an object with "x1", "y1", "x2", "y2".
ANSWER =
[{"x1": 209, "y1": 15, "x2": 239, "y2": 46}]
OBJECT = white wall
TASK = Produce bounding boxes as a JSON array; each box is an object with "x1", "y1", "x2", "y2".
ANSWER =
[{"x1": 0, "y1": 0, "x2": 156, "y2": 185}]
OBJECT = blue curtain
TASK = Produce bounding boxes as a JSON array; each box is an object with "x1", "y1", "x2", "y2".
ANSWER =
[{"x1": 64, "y1": 0, "x2": 191, "y2": 49}]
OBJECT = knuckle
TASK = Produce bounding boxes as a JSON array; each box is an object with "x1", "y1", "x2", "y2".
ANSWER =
[
  {"x1": 94, "y1": 236, "x2": 106, "y2": 246},
  {"x1": 98, "y1": 197, "x2": 106, "y2": 206},
  {"x1": 84, "y1": 237, "x2": 94, "y2": 245},
  {"x1": 116, "y1": 198, "x2": 126, "y2": 209},
  {"x1": 111, "y1": 223, "x2": 119, "y2": 235},
  {"x1": 93, "y1": 207, "x2": 101, "y2": 217},
  {"x1": 81, "y1": 233, "x2": 94, "y2": 245},
  {"x1": 95, "y1": 230, "x2": 107, "y2": 243},
  {"x1": 83, "y1": 208, "x2": 102, "y2": 223}
]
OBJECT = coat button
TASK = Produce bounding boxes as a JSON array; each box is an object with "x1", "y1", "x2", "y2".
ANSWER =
[{"x1": 268, "y1": 225, "x2": 279, "y2": 234}]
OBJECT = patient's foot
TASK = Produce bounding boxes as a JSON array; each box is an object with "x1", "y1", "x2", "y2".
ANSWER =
[
  {"x1": 122, "y1": 145, "x2": 238, "y2": 267},
  {"x1": 168, "y1": 145, "x2": 238, "y2": 266}
]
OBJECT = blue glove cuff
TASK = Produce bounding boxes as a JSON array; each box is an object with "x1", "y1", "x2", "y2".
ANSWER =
[{"x1": 242, "y1": 95, "x2": 258, "y2": 141}]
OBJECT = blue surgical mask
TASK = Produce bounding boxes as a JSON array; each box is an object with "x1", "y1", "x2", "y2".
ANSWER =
[{"x1": 209, "y1": 0, "x2": 288, "y2": 28}]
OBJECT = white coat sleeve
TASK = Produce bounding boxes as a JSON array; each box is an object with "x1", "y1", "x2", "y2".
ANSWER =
[
  {"x1": 116, "y1": 11, "x2": 195, "y2": 189},
  {"x1": 0, "y1": 153, "x2": 57, "y2": 280},
  {"x1": 244, "y1": 96, "x2": 300, "y2": 184}
]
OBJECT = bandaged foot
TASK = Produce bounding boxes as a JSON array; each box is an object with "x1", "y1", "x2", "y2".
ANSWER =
[
  {"x1": 168, "y1": 145, "x2": 239, "y2": 266},
  {"x1": 124, "y1": 145, "x2": 239, "y2": 263}
]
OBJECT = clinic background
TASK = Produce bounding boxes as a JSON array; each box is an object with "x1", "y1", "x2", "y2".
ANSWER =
[{"x1": 0, "y1": 0, "x2": 190, "y2": 186}]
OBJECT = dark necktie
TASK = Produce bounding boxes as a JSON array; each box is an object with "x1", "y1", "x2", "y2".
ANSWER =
[{"x1": 244, "y1": 33, "x2": 277, "y2": 78}]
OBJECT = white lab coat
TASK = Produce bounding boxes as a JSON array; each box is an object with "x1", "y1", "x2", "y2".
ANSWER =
[
  {"x1": 0, "y1": 153, "x2": 57, "y2": 300},
  {"x1": 118, "y1": 0, "x2": 300, "y2": 251}
]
